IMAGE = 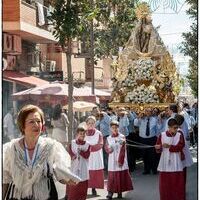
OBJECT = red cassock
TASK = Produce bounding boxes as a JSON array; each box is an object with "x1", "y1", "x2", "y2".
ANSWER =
[
  {"x1": 85, "y1": 129, "x2": 104, "y2": 189},
  {"x1": 67, "y1": 140, "x2": 90, "y2": 200},
  {"x1": 105, "y1": 133, "x2": 133, "y2": 193},
  {"x1": 156, "y1": 131, "x2": 186, "y2": 200}
]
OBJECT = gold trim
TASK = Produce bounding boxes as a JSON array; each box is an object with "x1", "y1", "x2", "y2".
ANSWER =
[{"x1": 108, "y1": 102, "x2": 170, "y2": 111}]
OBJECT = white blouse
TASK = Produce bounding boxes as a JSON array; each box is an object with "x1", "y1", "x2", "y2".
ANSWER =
[{"x1": 3, "y1": 136, "x2": 72, "y2": 200}]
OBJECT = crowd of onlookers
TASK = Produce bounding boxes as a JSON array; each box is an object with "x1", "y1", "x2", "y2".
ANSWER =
[
  {"x1": 3, "y1": 101, "x2": 198, "y2": 200},
  {"x1": 85, "y1": 102, "x2": 198, "y2": 172},
  {"x1": 3, "y1": 102, "x2": 198, "y2": 169}
]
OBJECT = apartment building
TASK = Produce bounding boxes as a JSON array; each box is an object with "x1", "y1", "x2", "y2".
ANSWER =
[{"x1": 2, "y1": 0, "x2": 112, "y2": 116}]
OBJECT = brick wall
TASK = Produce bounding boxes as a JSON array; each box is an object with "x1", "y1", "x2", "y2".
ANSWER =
[{"x1": 3, "y1": 0, "x2": 20, "y2": 21}]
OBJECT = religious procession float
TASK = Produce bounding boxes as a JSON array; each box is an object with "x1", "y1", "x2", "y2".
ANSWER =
[{"x1": 109, "y1": 3, "x2": 181, "y2": 111}]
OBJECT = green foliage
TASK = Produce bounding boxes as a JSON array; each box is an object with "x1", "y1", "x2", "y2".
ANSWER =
[
  {"x1": 186, "y1": 60, "x2": 198, "y2": 97},
  {"x1": 49, "y1": 0, "x2": 138, "y2": 58},
  {"x1": 180, "y1": 0, "x2": 197, "y2": 97},
  {"x1": 94, "y1": 0, "x2": 138, "y2": 58},
  {"x1": 49, "y1": 0, "x2": 81, "y2": 45}
]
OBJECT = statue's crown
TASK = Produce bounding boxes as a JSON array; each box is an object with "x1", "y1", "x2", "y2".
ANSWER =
[{"x1": 135, "y1": 2, "x2": 151, "y2": 19}]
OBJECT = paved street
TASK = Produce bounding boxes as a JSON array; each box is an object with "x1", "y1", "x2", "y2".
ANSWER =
[{"x1": 86, "y1": 147, "x2": 197, "y2": 200}]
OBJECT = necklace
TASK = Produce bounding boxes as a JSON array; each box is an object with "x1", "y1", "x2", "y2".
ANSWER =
[{"x1": 23, "y1": 138, "x2": 40, "y2": 179}]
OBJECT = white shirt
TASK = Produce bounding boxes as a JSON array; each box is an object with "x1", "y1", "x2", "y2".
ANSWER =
[{"x1": 3, "y1": 112, "x2": 15, "y2": 139}]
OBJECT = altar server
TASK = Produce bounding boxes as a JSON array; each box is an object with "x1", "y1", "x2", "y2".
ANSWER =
[
  {"x1": 85, "y1": 116, "x2": 104, "y2": 196},
  {"x1": 155, "y1": 118, "x2": 185, "y2": 200},
  {"x1": 105, "y1": 120, "x2": 133, "y2": 199},
  {"x1": 67, "y1": 127, "x2": 90, "y2": 200}
]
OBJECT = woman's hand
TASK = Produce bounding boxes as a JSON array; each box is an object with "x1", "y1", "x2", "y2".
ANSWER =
[
  {"x1": 67, "y1": 179, "x2": 77, "y2": 185},
  {"x1": 59, "y1": 179, "x2": 77, "y2": 185}
]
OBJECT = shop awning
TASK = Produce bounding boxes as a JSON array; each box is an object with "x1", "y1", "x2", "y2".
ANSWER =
[{"x1": 3, "y1": 70, "x2": 49, "y2": 87}]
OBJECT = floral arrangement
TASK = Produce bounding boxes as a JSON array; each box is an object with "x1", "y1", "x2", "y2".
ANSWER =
[
  {"x1": 122, "y1": 73, "x2": 137, "y2": 87},
  {"x1": 125, "y1": 84, "x2": 159, "y2": 103},
  {"x1": 134, "y1": 58, "x2": 155, "y2": 81}
]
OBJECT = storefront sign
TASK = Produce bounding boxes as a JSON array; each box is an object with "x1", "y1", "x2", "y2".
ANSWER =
[{"x1": 27, "y1": 71, "x2": 63, "y2": 82}]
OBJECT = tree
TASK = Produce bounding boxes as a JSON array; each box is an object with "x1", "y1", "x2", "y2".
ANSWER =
[
  {"x1": 181, "y1": 0, "x2": 197, "y2": 97},
  {"x1": 75, "y1": 0, "x2": 138, "y2": 58},
  {"x1": 49, "y1": 0, "x2": 82, "y2": 142}
]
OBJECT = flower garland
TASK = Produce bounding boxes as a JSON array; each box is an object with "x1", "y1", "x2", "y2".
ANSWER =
[
  {"x1": 134, "y1": 58, "x2": 154, "y2": 81},
  {"x1": 125, "y1": 84, "x2": 159, "y2": 103}
]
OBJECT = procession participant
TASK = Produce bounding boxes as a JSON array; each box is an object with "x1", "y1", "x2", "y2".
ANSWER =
[
  {"x1": 165, "y1": 104, "x2": 189, "y2": 137},
  {"x1": 155, "y1": 118, "x2": 185, "y2": 200},
  {"x1": 174, "y1": 114, "x2": 193, "y2": 185},
  {"x1": 186, "y1": 110, "x2": 196, "y2": 146},
  {"x1": 107, "y1": 107, "x2": 118, "y2": 121},
  {"x1": 85, "y1": 116, "x2": 104, "y2": 196},
  {"x1": 51, "y1": 104, "x2": 69, "y2": 146},
  {"x1": 134, "y1": 108, "x2": 159, "y2": 174},
  {"x1": 96, "y1": 111, "x2": 111, "y2": 170},
  {"x1": 67, "y1": 127, "x2": 90, "y2": 200},
  {"x1": 105, "y1": 120, "x2": 133, "y2": 200},
  {"x1": 51, "y1": 104, "x2": 70, "y2": 199},
  {"x1": 118, "y1": 108, "x2": 129, "y2": 137},
  {"x1": 157, "y1": 108, "x2": 170, "y2": 134},
  {"x1": 126, "y1": 108, "x2": 137, "y2": 172},
  {"x1": 152, "y1": 107, "x2": 160, "y2": 118},
  {"x1": 3, "y1": 104, "x2": 80, "y2": 200}
]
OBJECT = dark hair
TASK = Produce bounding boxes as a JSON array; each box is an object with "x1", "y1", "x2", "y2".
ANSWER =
[
  {"x1": 107, "y1": 107, "x2": 113, "y2": 112},
  {"x1": 76, "y1": 127, "x2": 86, "y2": 133},
  {"x1": 174, "y1": 114, "x2": 184, "y2": 126},
  {"x1": 169, "y1": 104, "x2": 178, "y2": 113},
  {"x1": 168, "y1": 118, "x2": 178, "y2": 127},
  {"x1": 52, "y1": 104, "x2": 62, "y2": 120},
  {"x1": 17, "y1": 104, "x2": 44, "y2": 135},
  {"x1": 183, "y1": 103, "x2": 189, "y2": 108},
  {"x1": 187, "y1": 110, "x2": 191, "y2": 115},
  {"x1": 153, "y1": 107, "x2": 160, "y2": 115}
]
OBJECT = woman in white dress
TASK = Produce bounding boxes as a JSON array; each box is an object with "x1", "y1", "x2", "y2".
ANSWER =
[
  {"x1": 3, "y1": 105, "x2": 80, "y2": 200},
  {"x1": 51, "y1": 104, "x2": 69, "y2": 146}
]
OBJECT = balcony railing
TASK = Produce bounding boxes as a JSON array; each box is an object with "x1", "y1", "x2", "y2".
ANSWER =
[{"x1": 21, "y1": 0, "x2": 52, "y2": 32}]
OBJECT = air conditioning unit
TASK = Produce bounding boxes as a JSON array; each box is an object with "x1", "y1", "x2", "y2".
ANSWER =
[
  {"x1": 6, "y1": 55, "x2": 17, "y2": 70},
  {"x1": 3, "y1": 33, "x2": 13, "y2": 52},
  {"x1": 27, "y1": 52, "x2": 40, "y2": 67},
  {"x1": 12, "y1": 35, "x2": 22, "y2": 54},
  {"x1": 46, "y1": 60, "x2": 56, "y2": 71}
]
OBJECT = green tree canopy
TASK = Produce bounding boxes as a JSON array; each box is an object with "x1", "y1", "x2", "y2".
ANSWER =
[{"x1": 181, "y1": 0, "x2": 198, "y2": 97}]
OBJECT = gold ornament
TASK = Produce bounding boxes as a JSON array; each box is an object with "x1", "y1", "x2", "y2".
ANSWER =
[{"x1": 135, "y1": 2, "x2": 151, "y2": 20}]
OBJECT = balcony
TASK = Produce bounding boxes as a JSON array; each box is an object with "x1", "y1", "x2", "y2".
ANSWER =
[{"x1": 3, "y1": 0, "x2": 57, "y2": 43}]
